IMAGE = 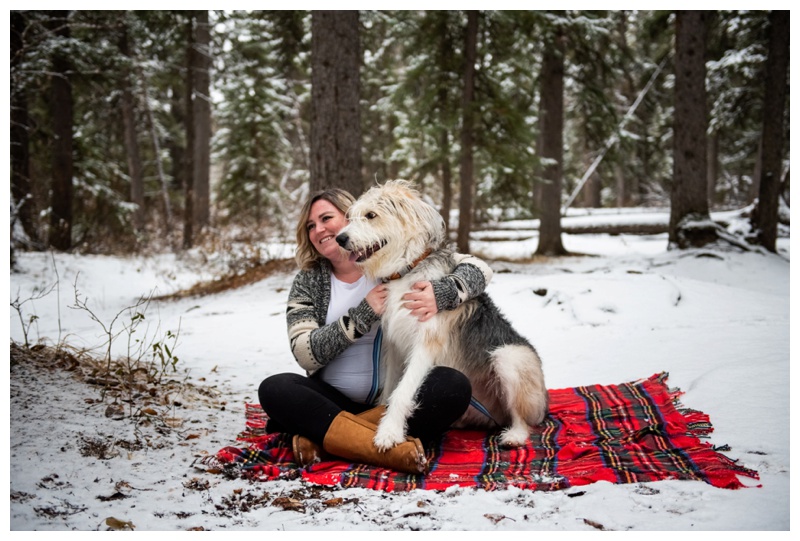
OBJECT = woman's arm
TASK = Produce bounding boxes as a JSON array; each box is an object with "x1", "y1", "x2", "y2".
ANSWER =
[
  {"x1": 403, "y1": 253, "x2": 493, "y2": 321},
  {"x1": 286, "y1": 271, "x2": 380, "y2": 375}
]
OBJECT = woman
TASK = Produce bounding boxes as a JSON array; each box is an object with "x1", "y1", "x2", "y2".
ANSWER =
[{"x1": 258, "y1": 188, "x2": 493, "y2": 474}]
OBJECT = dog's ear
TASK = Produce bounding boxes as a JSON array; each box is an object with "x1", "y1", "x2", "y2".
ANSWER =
[
  {"x1": 417, "y1": 198, "x2": 446, "y2": 248},
  {"x1": 403, "y1": 186, "x2": 445, "y2": 248},
  {"x1": 378, "y1": 180, "x2": 445, "y2": 249}
]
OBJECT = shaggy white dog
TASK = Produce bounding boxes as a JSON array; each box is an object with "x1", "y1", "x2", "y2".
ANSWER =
[{"x1": 336, "y1": 180, "x2": 548, "y2": 450}]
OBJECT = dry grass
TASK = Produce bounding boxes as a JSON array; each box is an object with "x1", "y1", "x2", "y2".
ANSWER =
[
  {"x1": 154, "y1": 258, "x2": 297, "y2": 301},
  {"x1": 10, "y1": 341, "x2": 222, "y2": 416}
]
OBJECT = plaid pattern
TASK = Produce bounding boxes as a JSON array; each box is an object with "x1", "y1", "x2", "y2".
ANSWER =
[{"x1": 209, "y1": 373, "x2": 759, "y2": 491}]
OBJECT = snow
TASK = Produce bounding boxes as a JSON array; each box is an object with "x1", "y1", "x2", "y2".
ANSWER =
[{"x1": 6, "y1": 213, "x2": 793, "y2": 531}]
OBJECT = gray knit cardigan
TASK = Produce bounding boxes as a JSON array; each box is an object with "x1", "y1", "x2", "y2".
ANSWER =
[{"x1": 286, "y1": 252, "x2": 493, "y2": 375}]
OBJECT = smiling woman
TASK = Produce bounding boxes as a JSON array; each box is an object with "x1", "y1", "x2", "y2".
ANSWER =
[
  {"x1": 306, "y1": 199, "x2": 356, "y2": 277},
  {"x1": 294, "y1": 189, "x2": 357, "y2": 273}
]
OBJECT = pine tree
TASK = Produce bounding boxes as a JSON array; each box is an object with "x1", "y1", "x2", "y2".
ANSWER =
[{"x1": 213, "y1": 11, "x2": 310, "y2": 231}]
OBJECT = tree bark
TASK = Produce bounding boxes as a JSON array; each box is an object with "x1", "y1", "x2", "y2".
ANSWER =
[
  {"x1": 183, "y1": 13, "x2": 195, "y2": 249},
  {"x1": 535, "y1": 32, "x2": 567, "y2": 256},
  {"x1": 310, "y1": 11, "x2": 363, "y2": 196},
  {"x1": 139, "y1": 66, "x2": 172, "y2": 238},
  {"x1": 48, "y1": 10, "x2": 73, "y2": 251},
  {"x1": 706, "y1": 131, "x2": 719, "y2": 207},
  {"x1": 751, "y1": 10, "x2": 789, "y2": 253},
  {"x1": 669, "y1": 11, "x2": 714, "y2": 249},
  {"x1": 193, "y1": 10, "x2": 211, "y2": 228},
  {"x1": 456, "y1": 10, "x2": 478, "y2": 254},
  {"x1": 118, "y1": 18, "x2": 145, "y2": 232},
  {"x1": 11, "y1": 11, "x2": 38, "y2": 244},
  {"x1": 439, "y1": 129, "x2": 453, "y2": 237}
]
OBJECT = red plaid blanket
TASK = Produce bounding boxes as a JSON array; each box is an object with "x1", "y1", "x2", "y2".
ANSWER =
[{"x1": 207, "y1": 373, "x2": 759, "y2": 491}]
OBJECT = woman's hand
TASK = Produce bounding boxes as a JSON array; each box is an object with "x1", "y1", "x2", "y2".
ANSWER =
[
  {"x1": 403, "y1": 281, "x2": 438, "y2": 322},
  {"x1": 365, "y1": 284, "x2": 388, "y2": 315}
]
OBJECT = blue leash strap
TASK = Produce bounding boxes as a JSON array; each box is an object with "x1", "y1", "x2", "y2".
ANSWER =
[
  {"x1": 366, "y1": 327, "x2": 383, "y2": 406},
  {"x1": 470, "y1": 396, "x2": 499, "y2": 425}
]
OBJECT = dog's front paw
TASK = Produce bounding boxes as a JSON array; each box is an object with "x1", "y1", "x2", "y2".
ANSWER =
[
  {"x1": 373, "y1": 422, "x2": 406, "y2": 451},
  {"x1": 499, "y1": 425, "x2": 531, "y2": 447}
]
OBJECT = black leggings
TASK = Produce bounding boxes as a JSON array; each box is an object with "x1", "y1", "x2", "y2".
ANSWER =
[{"x1": 258, "y1": 366, "x2": 472, "y2": 445}]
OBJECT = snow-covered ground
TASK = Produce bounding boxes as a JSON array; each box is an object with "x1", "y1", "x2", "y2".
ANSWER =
[{"x1": 6, "y1": 213, "x2": 792, "y2": 531}]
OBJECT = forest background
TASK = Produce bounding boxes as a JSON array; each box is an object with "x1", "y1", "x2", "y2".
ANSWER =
[{"x1": 8, "y1": 10, "x2": 791, "y2": 261}]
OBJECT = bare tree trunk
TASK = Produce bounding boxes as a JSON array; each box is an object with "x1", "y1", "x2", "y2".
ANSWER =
[
  {"x1": 139, "y1": 67, "x2": 172, "y2": 238},
  {"x1": 536, "y1": 32, "x2": 567, "y2": 256},
  {"x1": 48, "y1": 10, "x2": 73, "y2": 251},
  {"x1": 11, "y1": 11, "x2": 38, "y2": 244},
  {"x1": 669, "y1": 11, "x2": 714, "y2": 249},
  {"x1": 439, "y1": 130, "x2": 453, "y2": 237},
  {"x1": 118, "y1": 18, "x2": 145, "y2": 232},
  {"x1": 751, "y1": 10, "x2": 789, "y2": 252},
  {"x1": 615, "y1": 165, "x2": 627, "y2": 207},
  {"x1": 310, "y1": 11, "x2": 362, "y2": 196},
  {"x1": 706, "y1": 131, "x2": 719, "y2": 208},
  {"x1": 183, "y1": 13, "x2": 195, "y2": 249},
  {"x1": 435, "y1": 15, "x2": 454, "y2": 238},
  {"x1": 457, "y1": 10, "x2": 478, "y2": 254},
  {"x1": 749, "y1": 136, "x2": 762, "y2": 204},
  {"x1": 193, "y1": 10, "x2": 211, "y2": 228},
  {"x1": 581, "y1": 147, "x2": 602, "y2": 208}
]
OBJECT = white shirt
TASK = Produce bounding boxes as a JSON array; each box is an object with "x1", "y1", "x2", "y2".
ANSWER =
[{"x1": 317, "y1": 273, "x2": 380, "y2": 403}]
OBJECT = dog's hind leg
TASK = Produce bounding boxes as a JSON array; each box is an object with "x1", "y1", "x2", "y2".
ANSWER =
[
  {"x1": 491, "y1": 344, "x2": 548, "y2": 447},
  {"x1": 374, "y1": 346, "x2": 434, "y2": 451}
]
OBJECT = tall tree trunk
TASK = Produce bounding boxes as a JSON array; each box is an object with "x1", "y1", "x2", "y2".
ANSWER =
[
  {"x1": 183, "y1": 13, "x2": 195, "y2": 249},
  {"x1": 139, "y1": 66, "x2": 172, "y2": 238},
  {"x1": 457, "y1": 10, "x2": 478, "y2": 254},
  {"x1": 535, "y1": 32, "x2": 567, "y2": 256},
  {"x1": 581, "y1": 146, "x2": 602, "y2": 208},
  {"x1": 11, "y1": 11, "x2": 38, "y2": 244},
  {"x1": 669, "y1": 11, "x2": 714, "y2": 249},
  {"x1": 118, "y1": 18, "x2": 145, "y2": 232},
  {"x1": 193, "y1": 10, "x2": 211, "y2": 228},
  {"x1": 436, "y1": 14, "x2": 454, "y2": 237},
  {"x1": 168, "y1": 82, "x2": 185, "y2": 193},
  {"x1": 706, "y1": 131, "x2": 719, "y2": 208},
  {"x1": 751, "y1": 10, "x2": 789, "y2": 253},
  {"x1": 439, "y1": 129, "x2": 453, "y2": 237},
  {"x1": 310, "y1": 11, "x2": 362, "y2": 196},
  {"x1": 615, "y1": 165, "x2": 627, "y2": 207},
  {"x1": 48, "y1": 10, "x2": 73, "y2": 251}
]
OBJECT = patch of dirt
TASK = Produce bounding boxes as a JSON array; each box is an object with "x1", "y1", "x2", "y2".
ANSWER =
[
  {"x1": 213, "y1": 484, "x2": 361, "y2": 518},
  {"x1": 154, "y1": 258, "x2": 296, "y2": 300}
]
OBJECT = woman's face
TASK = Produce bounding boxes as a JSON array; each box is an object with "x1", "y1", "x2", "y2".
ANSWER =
[{"x1": 306, "y1": 199, "x2": 349, "y2": 261}]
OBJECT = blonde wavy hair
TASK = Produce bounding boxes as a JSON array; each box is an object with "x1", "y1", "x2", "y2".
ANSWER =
[{"x1": 295, "y1": 188, "x2": 357, "y2": 270}]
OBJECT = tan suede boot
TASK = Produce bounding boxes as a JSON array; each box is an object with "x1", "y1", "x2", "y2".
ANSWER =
[
  {"x1": 355, "y1": 405, "x2": 387, "y2": 425},
  {"x1": 292, "y1": 406, "x2": 388, "y2": 467},
  {"x1": 322, "y1": 412, "x2": 427, "y2": 474},
  {"x1": 292, "y1": 433, "x2": 325, "y2": 467}
]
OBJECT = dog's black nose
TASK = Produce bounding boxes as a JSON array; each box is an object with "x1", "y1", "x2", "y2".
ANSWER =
[{"x1": 336, "y1": 233, "x2": 349, "y2": 248}]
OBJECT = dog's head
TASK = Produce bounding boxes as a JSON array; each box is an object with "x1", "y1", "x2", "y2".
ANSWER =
[{"x1": 336, "y1": 180, "x2": 446, "y2": 280}]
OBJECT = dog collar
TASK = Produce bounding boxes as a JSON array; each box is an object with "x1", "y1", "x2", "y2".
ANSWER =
[{"x1": 382, "y1": 249, "x2": 433, "y2": 282}]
